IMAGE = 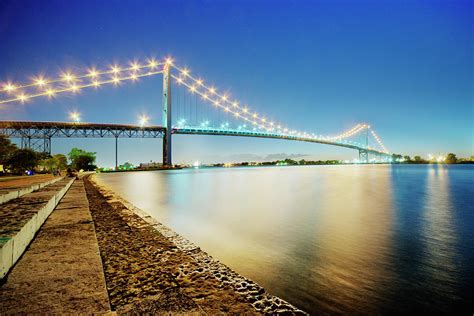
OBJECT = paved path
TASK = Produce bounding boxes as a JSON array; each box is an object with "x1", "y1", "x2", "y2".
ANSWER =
[
  {"x1": 0, "y1": 174, "x2": 56, "y2": 188},
  {"x1": 0, "y1": 179, "x2": 111, "y2": 314}
]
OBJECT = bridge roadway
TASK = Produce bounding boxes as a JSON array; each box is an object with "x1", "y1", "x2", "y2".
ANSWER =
[{"x1": 0, "y1": 121, "x2": 389, "y2": 158}]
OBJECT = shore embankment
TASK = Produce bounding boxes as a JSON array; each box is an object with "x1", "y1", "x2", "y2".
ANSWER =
[
  {"x1": 86, "y1": 174, "x2": 306, "y2": 314},
  {"x1": 0, "y1": 173, "x2": 305, "y2": 314}
]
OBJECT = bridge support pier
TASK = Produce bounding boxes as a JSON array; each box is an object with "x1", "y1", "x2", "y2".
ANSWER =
[
  {"x1": 359, "y1": 149, "x2": 368, "y2": 163},
  {"x1": 21, "y1": 136, "x2": 51, "y2": 155},
  {"x1": 115, "y1": 136, "x2": 118, "y2": 170},
  {"x1": 162, "y1": 63, "x2": 172, "y2": 166},
  {"x1": 44, "y1": 137, "x2": 51, "y2": 155}
]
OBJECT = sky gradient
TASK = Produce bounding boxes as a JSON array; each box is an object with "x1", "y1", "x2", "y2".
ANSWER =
[{"x1": 0, "y1": 0, "x2": 472, "y2": 166}]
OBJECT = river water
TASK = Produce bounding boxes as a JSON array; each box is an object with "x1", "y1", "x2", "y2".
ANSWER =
[{"x1": 96, "y1": 164, "x2": 474, "y2": 314}]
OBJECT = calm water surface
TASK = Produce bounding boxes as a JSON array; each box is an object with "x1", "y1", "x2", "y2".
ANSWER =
[{"x1": 97, "y1": 165, "x2": 474, "y2": 314}]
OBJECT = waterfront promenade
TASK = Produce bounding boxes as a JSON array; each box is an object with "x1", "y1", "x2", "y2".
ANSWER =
[{"x1": 0, "y1": 174, "x2": 304, "y2": 314}]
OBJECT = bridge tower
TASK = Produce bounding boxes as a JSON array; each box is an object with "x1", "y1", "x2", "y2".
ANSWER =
[
  {"x1": 358, "y1": 125, "x2": 369, "y2": 163},
  {"x1": 359, "y1": 149, "x2": 368, "y2": 163},
  {"x1": 162, "y1": 63, "x2": 172, "y2": 166}
]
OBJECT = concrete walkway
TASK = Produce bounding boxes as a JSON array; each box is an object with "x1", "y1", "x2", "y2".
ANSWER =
[
  {"x1": 0, "y1": 179, "x2": 111, "y2": 313},
  {"x1": 0, "y1": 174, "x2": 61, "y2": 204}
]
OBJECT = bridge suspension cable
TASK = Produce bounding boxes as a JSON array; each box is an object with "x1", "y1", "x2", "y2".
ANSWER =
[
  {"x1": 369, "y1": 129, "x2": 389, "y2": 153},
  {"x1": 169, "y1": 64, "x2": 389, "y2": 153},
  {"x1": 0, "y1": 56, "x2": 389, "y2": 154},
  {"x1": 0, "y1": 59, "x2": 168, "y2": 104}
]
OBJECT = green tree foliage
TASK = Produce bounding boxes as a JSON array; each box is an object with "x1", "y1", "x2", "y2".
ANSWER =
[
  {"x1": 38, "y1": 157, "x2": 55, "y2": 172},
  {"x1": 0, "y1": 135, "x2": 17, "y2": 165},
  {"x1": 403, "y1": 155, "x2": 412, "y2": 162},
  {"x1": 446, "y1": 153, "x2": 457, "y2": 164},
  {"x1": 413, "y1": 156, "x2": 426, "y2": 163},
  {"x1": 392, "y1": 154, "x2": 403, "y2": 162},
  {"x1": 68, "y1": 148, "x2": 97, "y2": 171},
  {"x1": 74, "y1": 155, "x2": 97, "y2": 171},
  {"x1": 39, "y1": 154, "x2": 68, "y2": 173},
  {"x1": 6, "y1": 149, "x2": 39, "y2": 173},
  {"x1": 53, "y1": 154, "x2": 68, "y2": 170}
]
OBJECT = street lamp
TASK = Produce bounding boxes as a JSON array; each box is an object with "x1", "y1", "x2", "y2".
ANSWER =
[
  {"x1": 139, "y1": 115, "x2": 149, "y2": 127},
  {"x1": 69, "y1": 111, "x2": 81, "y2": 123}
]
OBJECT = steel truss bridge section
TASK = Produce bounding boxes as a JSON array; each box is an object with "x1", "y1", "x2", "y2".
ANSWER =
[{"x1": 0, "y1": 121, "x2": 166, "y2": 154}]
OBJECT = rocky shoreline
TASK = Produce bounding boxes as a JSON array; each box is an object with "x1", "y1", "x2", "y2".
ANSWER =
[{"x1": 86, "y1": 175, "x2": 306, "y2": 314}]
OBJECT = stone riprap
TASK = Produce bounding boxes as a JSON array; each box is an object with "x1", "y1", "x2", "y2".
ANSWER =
[
  {"x1": 0, "y1": 177, "x2": 74, "y2": 278},
  {"x1": 89, "y1": 175, "x2": 306, "y2": 314},
  {"x1": 0, "y1": 175, "x2": 63, "y2": 205}
]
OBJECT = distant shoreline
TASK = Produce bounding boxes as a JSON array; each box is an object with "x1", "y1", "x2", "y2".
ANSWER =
[{"x1": 97, "y1": 161, "x2": 474, "y2": 174}]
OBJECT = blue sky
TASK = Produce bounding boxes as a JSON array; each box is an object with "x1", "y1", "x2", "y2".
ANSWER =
[{"x1": 0, "y1": 0, "x2": 472, "y2": 166}]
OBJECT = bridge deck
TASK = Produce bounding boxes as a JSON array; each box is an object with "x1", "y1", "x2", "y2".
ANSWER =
[{"x1": 0, "y1": 121, "x2": 390, "y2": 157}]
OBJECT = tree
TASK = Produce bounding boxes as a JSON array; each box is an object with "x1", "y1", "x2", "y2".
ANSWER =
[
  {"x1": 392, "y1": 154, "x2": 403, "y2": 163},
  {"x1": 0, "y1": 135, "x2": 17, "y2": 166},
  {"x1": 38, "y1": 157, "x2": 55, "y2": 172},
  {"x1": 74, "y1": 155, "x2": 97, "y2": 171},
  {"x1": 403, "y1": 155, "x2": 412, "y2": 163},
  {"x1": 53, "y1": 154, "x2": 68, "y2": 170},
  {"x1": 68, "y1": 148, "x2": 97, "y2": 171},
  {"x1": 39, "y1": 154, "x2": 68, "y2": 173},
  {"x1": 413, "y1": 156, "x2": 424, "y2": 163},
  {"x1": 6, "y1": 149, "x2": 39, "y2": 173},
  {"x1": 446, "y1": 153, "x2": 457, "y2": 164}
]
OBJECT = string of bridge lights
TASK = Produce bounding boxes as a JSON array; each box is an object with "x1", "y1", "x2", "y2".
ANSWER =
[
  {"x1": 370, "y1": 129, "x2": 388, "y2": 153},
  {"x1": 0, "y1": 59, "x2": 165, "y2": 104},
  {"x1": 171, "y1": 64, "x2": 285, "y2": 133},
  {"x1": 170, "y1": 65, "x2": 385, "y2": 150},
  {"x1": 170, "y1": 64, "x2": 389, "y2": 153},
  {"x1": 327, "y1": 124, "x2": 368, "y2": 141},
  {"x1": 0, "y1": 56, "x2": 388, "y2": 153}
]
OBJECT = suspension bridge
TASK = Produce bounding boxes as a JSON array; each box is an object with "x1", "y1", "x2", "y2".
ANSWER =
[{"x1": 0, "y1": 57, "x2": 392, "y2": 166}]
